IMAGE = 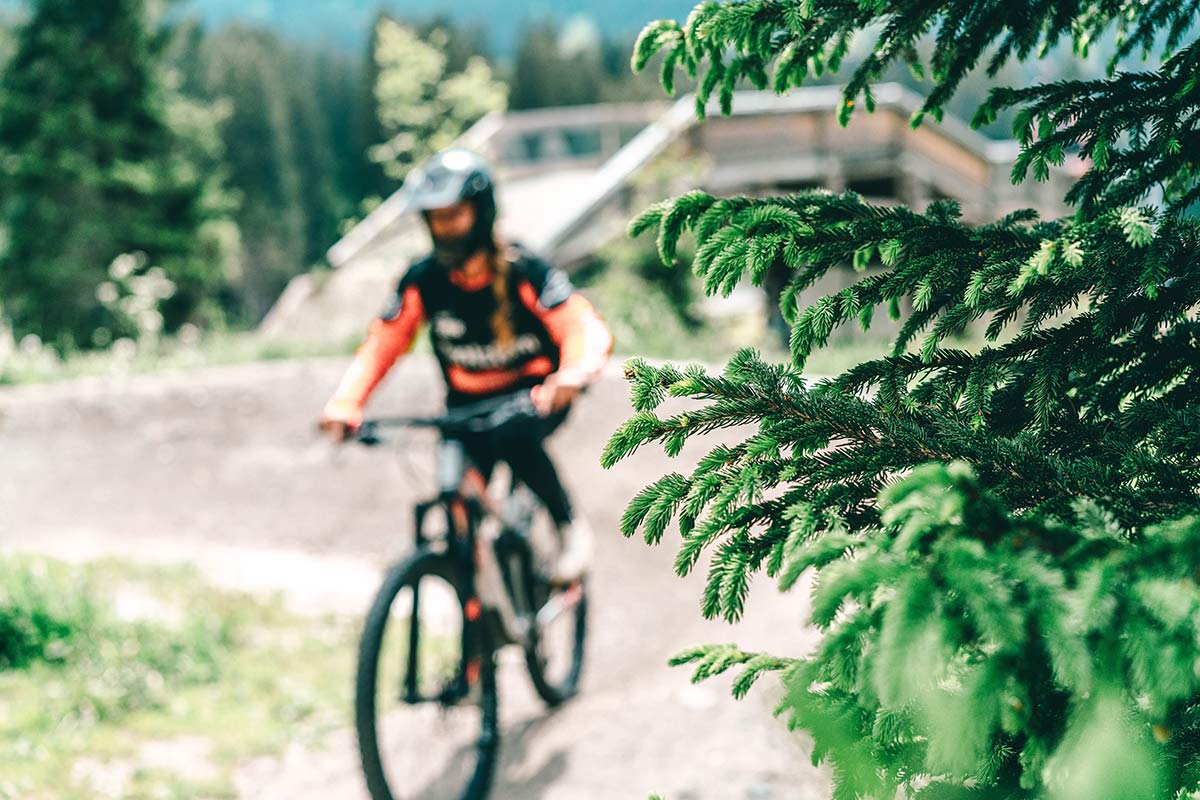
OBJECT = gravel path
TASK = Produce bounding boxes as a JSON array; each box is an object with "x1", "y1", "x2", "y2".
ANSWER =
[{"x1": 0, "y1": 356, "x2": 831, "y2": 799}]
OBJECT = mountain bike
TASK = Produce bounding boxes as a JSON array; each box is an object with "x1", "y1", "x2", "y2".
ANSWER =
[{"x1": 352, "y1": 389, "x2": 588, "y2": 800}]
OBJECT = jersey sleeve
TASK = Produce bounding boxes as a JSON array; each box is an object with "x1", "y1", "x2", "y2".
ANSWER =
[
  {"x1": 322, "y1": 272, "x2": 426, "y2": 424},
  {"x1": 506, "y1": 249, "x2": 570, "y2": 306},
  {"x1": 514, "y1": 252, "x2": 613, "y2": 385}
]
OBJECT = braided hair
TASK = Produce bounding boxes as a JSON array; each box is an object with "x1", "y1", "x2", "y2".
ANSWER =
[{"x1": 489, "y1": 242, "x2": 516, "y2": 348}]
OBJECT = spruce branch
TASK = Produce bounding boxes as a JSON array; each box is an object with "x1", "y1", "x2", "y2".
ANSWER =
[
  {"x1": 632, "y1": 0, "x2": 1200, "y2": 127},
  {"x1": 618, "y1": 2, "x2": 1200, "y2": 795}
]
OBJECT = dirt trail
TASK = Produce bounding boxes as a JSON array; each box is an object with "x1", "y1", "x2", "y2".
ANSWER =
[{"x1": 0, "y1": 356, "x2": 831, "y2": 799}]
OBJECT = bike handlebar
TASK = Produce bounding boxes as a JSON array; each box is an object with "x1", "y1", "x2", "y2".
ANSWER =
[{"x1": 357, "y1": 389, "x2": 538, "y2": 446}]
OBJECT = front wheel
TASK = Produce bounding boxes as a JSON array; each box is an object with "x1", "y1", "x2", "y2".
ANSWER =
[{"x1": 355, "y1": 551, "x2": 498, "y2": 800}]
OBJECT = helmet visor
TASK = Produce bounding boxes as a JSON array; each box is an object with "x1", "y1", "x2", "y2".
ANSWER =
[
  {"x1": 406, "y1": 149, "x2": 491, "y2": 211},
  {"x1": 407, "y1": 168, "x2": 469, "y2": 211}
]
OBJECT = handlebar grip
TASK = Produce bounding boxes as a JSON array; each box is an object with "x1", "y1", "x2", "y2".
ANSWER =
[{"x1": 357, "y1": 421, "x2": 382, "y2": 446}]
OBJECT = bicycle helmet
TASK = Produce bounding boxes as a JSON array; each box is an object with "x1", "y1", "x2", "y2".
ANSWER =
[{"x1": 405, "y1": 148, "x2": 497, "y2": 267}]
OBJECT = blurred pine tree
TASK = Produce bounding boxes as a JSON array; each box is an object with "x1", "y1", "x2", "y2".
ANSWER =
[
  {"x1": 366, "y1": 15, "x2": 506, "y2": 184},
  {"x1": 0, "y1": 0, "x2": 234, "y2": 349}
]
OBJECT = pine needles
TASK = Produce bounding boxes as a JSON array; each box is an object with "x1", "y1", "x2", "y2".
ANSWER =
[{"x1": 614, "y1": 0, "x2": 1200, "y2": 796}]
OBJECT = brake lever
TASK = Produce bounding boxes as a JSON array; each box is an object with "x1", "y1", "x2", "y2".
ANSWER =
[
  {"x1": 465, "y1": 393, "x2": 538, "y2": 432},
  {"x1": 357, "y1": 421, "x2": 382, "y2": 447}
]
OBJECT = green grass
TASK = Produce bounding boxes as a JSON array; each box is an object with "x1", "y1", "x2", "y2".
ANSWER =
[
  {"x1": 0, "y1": 557, "x2": 355, "y2": 800},
  {"x1": 0, "y1": 330, "x2": 361, "y2": 387}
]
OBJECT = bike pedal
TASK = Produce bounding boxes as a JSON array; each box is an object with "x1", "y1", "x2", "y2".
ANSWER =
[
  {"x1": 436, "y1": 663, "x2": 484, "y2": 708},
  {"x1": 436, "y1": 681, "x2": 482, "y2": 709}
]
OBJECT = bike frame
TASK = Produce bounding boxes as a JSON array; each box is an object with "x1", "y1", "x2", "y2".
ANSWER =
[
  {"x1": 395, "y1": 442, "x2": 531, "y2": 706},
  {"x1": 358, "y1": 390, "x2": 581, "y2": 706},
  {"x1": 434, "y1": 439, "x2": 532, "y2": 650}
]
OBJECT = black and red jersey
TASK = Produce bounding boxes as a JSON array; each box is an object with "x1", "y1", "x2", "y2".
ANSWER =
[{"x1": 324, "y1": 245, "x2": 612, "y2": 421}]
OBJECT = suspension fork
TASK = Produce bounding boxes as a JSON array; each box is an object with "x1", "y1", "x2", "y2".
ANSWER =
[
  {"x1": 450, "y1": 496, "x2": 480, "y2": 686},
  {"x1": 403, "y1": 585, "x2": 422, "y2": 704},
  {"x1": 399, "y1": 498, "x2": 478, "y2": 704},
  {"x1": 401, "y1": 500, "x2": 437, "y2": 704}
]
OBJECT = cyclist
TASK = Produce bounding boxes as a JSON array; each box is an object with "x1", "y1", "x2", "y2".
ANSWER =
[{"x1": 319, "y1": 147, "x2": 613, "y2": 585}]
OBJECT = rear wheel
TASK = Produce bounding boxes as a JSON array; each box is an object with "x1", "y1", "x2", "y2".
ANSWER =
[
  {"x1": 525, "y1": 575, "x2": 587, "y2": 706},
  {"x1": 355, "y1": 551, "x2": 498, "y2": 800},
  {"x1": 504, "y1": 489, "x2": 588, "y2": 706}
]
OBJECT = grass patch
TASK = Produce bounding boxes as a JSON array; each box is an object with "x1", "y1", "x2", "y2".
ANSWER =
[
  {"x1": 0, "y1": 556, "x2": 354, "y2": 800},
  {"x1": 0, "y1": 330, "x2": 360, "y2": 387}
]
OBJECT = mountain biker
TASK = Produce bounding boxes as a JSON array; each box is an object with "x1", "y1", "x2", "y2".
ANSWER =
[{"x1": 319, "y1": 147, "x2": 613, "y2": 584}]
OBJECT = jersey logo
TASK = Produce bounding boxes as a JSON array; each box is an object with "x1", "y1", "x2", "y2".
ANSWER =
[
  {"x1": 437, "y1": 334, "x2": 543, "y2": 370},
  {"x1": 432, "y1": 313, "x2": 468, "y2": 339}
]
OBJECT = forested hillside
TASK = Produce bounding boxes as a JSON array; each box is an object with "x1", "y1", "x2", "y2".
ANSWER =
[
  {"x1": 0, "y1": 0, "x2": 1121, "y2": 360},
  {"x1": 181, "y1": 0, "x2": 697, "y2": 53}
]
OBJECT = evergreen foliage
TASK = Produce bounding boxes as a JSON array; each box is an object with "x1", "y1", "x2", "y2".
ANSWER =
[
  {"x1": 0, "y1": 0, "x2": 235, "y2": 350},
  {"x1": 353, "y1": 13, "x2": 494, "y2": 199},
  {"x1": 367, "y1": 16, "x2": 506, "y2": 183},
  {"x1": 609, "y1": 2, "x2": 1200, "y2": 797},
  {"x1": 173, "y1": 22, "x2": 369, "y2": 320},
  {"x1": 510, "y1": 19, "x2": 604, "y2": 111},
  {"x1": 508, "y1": 18, "x2": 670, "y2": 111}
]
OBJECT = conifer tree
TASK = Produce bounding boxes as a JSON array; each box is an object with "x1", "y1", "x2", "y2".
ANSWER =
[
  {"x1": 0, "y1": 0, "x2": 231, "y2": 349},
  {"x1": 606, "y1": 2, "x2": 1200, "y2": 797},
  {"x1": 187, "y1": 25, "x2": 318, "y2": 320},
  {"x1": 367, "y1": 16, "x2": 506, "y2": 184},
  {"x1": 509, "y1": 19, "x2": 604, "y2": 111}
]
